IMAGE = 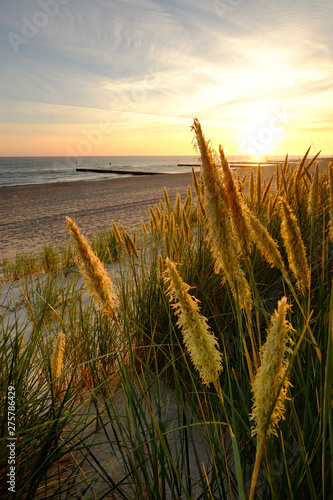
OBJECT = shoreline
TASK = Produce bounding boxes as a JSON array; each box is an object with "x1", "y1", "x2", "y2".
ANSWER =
[{"x1": 0, "y1": 172, "x2": 194, "y2": 260}]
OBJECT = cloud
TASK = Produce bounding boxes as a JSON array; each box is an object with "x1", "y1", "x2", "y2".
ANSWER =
[{"x1": 0, "y1": 0, "x2": 333, "y2": 154}]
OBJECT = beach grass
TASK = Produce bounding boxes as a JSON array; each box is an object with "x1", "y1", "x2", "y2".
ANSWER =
[
  {"x1": 0, "y1": 227, "x2": 120, "y2": 283},
  {"x1": 0, "y1": 120, "x2": 332, "y2": 499}
]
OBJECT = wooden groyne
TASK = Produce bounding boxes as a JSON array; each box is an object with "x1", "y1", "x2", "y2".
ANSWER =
[
  {"x1": 76, "y1": 168, "x2": 161, "y2": 176},
  {"x1": 177, "y1": 163, "x2": 201, "y2": 167},
  {"x1": 177, "y1": 161, "x2": 300, "y2": 168},
  {"x1": 229, "y1": 161, "x2": 279, "y2": 167}
]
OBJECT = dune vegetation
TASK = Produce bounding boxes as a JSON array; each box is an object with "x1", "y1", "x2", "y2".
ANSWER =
[{"x1": 1, "y1": 119, "x2": 332, "y2": 499}]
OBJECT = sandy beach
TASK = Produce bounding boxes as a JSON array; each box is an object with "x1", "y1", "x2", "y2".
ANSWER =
[{"x1": 0, "y1": 172, "x2": 193, "y2": 260}]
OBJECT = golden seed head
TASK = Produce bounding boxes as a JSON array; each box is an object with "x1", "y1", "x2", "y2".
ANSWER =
[
  {"x1": 66, "y1": 217, "x2": 118, "y2": 320},
  {"x1": 183, "y1": 194, "x2": 192, "y2": 216},
  {"x1": 112, "y1": 220, "x2": 124, "y2": 246},
  {"x1": 261, "y1": 173, "x2": 275, "y2": 206},
  {"x1": 328, "y1": 162, "x2": 333, "y2": 241},
  {"x1": 295, "y1": 146, "x2": 311, "y2": 182},
  {"x1": 268, "y1": 192, "x2": 279, "y2": 220},
  {"x1": 163, "y1": 187, "x2": 170, "y2": 210},
  {"x1": 182, "y1": 209, "x2": 191, "y2": 242},
  {"x1": 165, "y1": 258, "x2": 223, "y2": 388},
  {"x1": 256, "y1": 165, "x2": 262, "y2": 206},
  {"x1": 160, "y1": 212, "x2": 166, "y2": 234},
  {"x1": 219, "y1": 145, "x2": 252, "y2": 254},
  {"x1": 51, "y1": 331, "x2": 66, "y2": 380},
  {"x1": 192, "y1": 119, "x2": 251, "y2": 310},
  {"x1": 251, "y1": 297, "x2": 293, "y2": 439},
  {"x1": 141, "y1": 221, "x2": 148, "y2": 240},
  {"x1": 183, "y1": 186, "x2": 193, "y2": 216},
  {"x1": 122, "y1": 229, "x2": 139, "y2": 259},
  {"x1": 167, "y1": 211, "x2": 176, "y2": 235},
  {"x1": 249, "y1": 170, "x2": 255, "y2": 205},
  {"x1": 246, "y1": 207, "x2": 285, "y2": 272},
  {"x1": 163, "y1": 232, "x2": 171, "y2": 257},
  {"x1": 191, "y1": 166, "x2": 200, "y2": 196},
  {"x1": 154, "y1": 204, "x2": 162, "y2": 222},
  {"x1": 307, "y1": 164, "x2": 319, "y2": 221},
  {"x1": 276, "y1": 163, "x2": 280, "y2": 191},
  {"x1": 149, "y1": 205, "x2": 157, "y2": 234},
  {"x1": 279, "y1": 199, "x2": 310, "y2": 294},
  {"x1": 175, "y1": 193, "x2": 182, "y2": 222}
]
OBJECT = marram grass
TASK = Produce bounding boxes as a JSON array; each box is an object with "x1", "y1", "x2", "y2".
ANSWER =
[
  {"x1": 279, "y1": 198, "x2": 310, "y2": 294},
  {"x1": 1, "y1": 119, "x2": 332, "y2": 500},
  {"x1": 164, "y1": 257, "x2": 223, "y2": 393},
  {"x1": 249, "y1": 296, "x2": 293, "y2": 500},
  {"x1": 251, "y1": 297, "x2": 293, "y2": 440},
  {"x1": 192, "y1": 118, "x2": 252, "y2": 310},
  {"x1": 219, "y1": 144, "x2": 253, "y2": 255},
  {"x1": 246, "y1": 207, "x2": 286, "y2": 273},
  {"x1": 329, "y1": 162, "x2": 333, "y2": 241},
  {"x1": 51, "y1": 331, "x2": 66, "y2": 381},
  {"x1": 66, "y1": 216, "x2": 120, "y2": 327}
]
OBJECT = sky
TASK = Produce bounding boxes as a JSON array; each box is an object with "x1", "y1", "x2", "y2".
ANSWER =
[{"x1": 0, "y1": 0, "x2": 332, "y2": 157}]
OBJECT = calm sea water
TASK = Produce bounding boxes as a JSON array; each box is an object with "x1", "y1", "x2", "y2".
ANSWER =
[
  {"x1": 0, "y1": 156, "x2": 202, "y2": 188},
  {"x1": 1, "y1": 154, "x2": 330, "y2": 188}
]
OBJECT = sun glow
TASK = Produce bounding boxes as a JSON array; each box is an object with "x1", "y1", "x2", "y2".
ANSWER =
[{"x1": 237, "y1": 101, "x2": 293, "y2": 157}]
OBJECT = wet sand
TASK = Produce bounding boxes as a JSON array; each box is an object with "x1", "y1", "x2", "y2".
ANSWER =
[{"x1": 0, "y1": 173, "x2": 193, "y2": 260}]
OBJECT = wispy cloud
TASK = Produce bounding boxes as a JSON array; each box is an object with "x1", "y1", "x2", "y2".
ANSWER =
[{"x1": 0, "y1": 0, "x2": 332, "y2": 155}]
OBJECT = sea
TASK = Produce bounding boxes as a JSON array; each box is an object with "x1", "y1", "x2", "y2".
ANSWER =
[
  {"x1": 0, "y1": 154, "x2": 331, "y2": 189},
  {"x1": 0, "y1": 156, "x2": 201, "y2": 188}
]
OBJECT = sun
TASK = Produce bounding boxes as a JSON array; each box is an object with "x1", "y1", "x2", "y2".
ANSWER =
[{"x1": 237, "y1": 101, "x2": 286, "y2": 157}]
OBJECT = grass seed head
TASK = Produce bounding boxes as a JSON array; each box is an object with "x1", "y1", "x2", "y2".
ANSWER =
[
  {"x1": 192, "y1": 119, "x2": 251, "y2": 309},
  {"x1": 182, "y1": 210, "x2": 191, "y2": 242},
  {"x1": 112, "y1": 220, "x2": 124, "y2": 246},
  {"x1": 328, "y1": 162, "x2": 333, "y2": 241},
  {"x1": 175, "y1": 193, "x2": 182, "y2": 223},
  {"x1": 307, "y1": 164, "x2": 319, "y2": 222},
  {"x1": 149, "y1": 206, "x2": 157, "y2": 234},
  {"x1": 251, "y1": 297, "x2": 293, "y2": 439},
  {"x1": 246, "y1": 208, "x2": 286, "y2": 272},
  {"x1": 141, "y1": 221, "x2": 148, "y2": 240},
  {"x1": 249, "y1": 169, "x2": 255, "y2": 205},
  {"x1": 66, "y1": 217, "x2": 119, "y2": 320},
  {"x1": 219, "y1": 145, "x2": 252, "y2": 254},
  {"x1": 256, "y1": 165, "x2": 262, "y2": 206},
  {"x1": 122, "y1": 229, "x2": 139, "y2": 259},
  {"x1": 51, "y1": 331, "x2": 66, "y2": 380},
  {"x1": 279, "y1": 199, "x2": 310, "y2": 294},
  {"x1": 163, "y1": 187, "x2": 170, "y2": 210},
  {"x1": 165, "y1": 258, "x2": 223, "y2": 389}
]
